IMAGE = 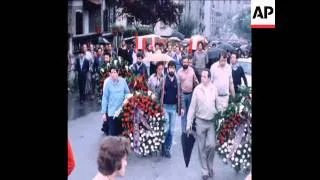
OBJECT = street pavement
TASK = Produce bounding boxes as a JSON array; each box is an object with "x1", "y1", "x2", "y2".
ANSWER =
[{"x1": 68, "y1": 94, "x2": 249, "y2": 180}]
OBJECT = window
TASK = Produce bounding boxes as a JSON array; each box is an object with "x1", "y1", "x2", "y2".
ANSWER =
[{"x1": 76, "y1": 11, "x2": 83, "y2": 35}]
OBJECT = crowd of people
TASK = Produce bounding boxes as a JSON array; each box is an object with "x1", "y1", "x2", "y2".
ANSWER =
[{"x1": 68, "y1": 38, "x2": 250, "y2": 180}]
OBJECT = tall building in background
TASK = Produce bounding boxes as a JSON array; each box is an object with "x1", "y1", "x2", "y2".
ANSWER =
[
  {"x1": 208, "y1": 0, "x2": 250, "y2": 39},
  {"x1": 178, "y1": 0, "x2": 250, "y2": 39},
  {"x1": 178, "y1": 0, "x2": 205, "y2": 35}
]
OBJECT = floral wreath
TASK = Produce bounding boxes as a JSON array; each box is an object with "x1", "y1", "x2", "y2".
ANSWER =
[
  {"x1": 114, "y1": 91, "x2": 165, "y2": 156},
  {"x1": 213, "y1": 86, "x2": 252, "y2": 172}
]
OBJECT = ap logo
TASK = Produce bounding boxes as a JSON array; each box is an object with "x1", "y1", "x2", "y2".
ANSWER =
[{"x1": 251, "y1": 0, "x2": 275, "y2": 28}]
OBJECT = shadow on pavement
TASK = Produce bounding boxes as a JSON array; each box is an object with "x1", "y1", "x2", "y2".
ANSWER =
[{"x1": 68, "y1": 92, "x2": 100, "y2": 120}]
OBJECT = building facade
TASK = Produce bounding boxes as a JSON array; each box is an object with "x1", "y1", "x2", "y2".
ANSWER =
[
  {"x1": 68, "y1": 0, "x2": 128, "y2": 54},
  {"x1": 178, "y1": 0, "x2": 250, "y2": 39},
  {"x1": 207, "y1": 0, "x2": 250, "y2": 39}
]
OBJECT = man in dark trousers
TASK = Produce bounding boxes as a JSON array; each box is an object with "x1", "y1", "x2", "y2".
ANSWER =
[
  {"x1": 76, "y1": 50, "x2": 89, "y2": 104},
  {"x1": 230, "y1": 53, "x2": 248, "y2": 93}
]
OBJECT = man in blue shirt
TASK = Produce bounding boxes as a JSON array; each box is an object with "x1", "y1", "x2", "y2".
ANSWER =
[{"x1": 101, "y1": 65, "x2": 130, "y2": 136}]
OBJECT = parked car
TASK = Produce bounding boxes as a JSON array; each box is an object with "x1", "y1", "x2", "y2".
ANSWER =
[{"x1": 237, "y1": 58, "x2": 252, "y2": 87}]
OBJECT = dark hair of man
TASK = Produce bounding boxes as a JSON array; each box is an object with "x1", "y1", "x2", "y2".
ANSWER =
[
  {"x1": 97, "y1": 136, "x2": 130, "y2": 176},
  {"x1": 219, "y1": 51, "x2": 228, "y2": 59},
  {"x1": 182, "y1": 54, "x2": 192, "y2": 61},
  {"x1": 197, "y1": 41, "x2": 205, "y2": 49},
  {"x1": 231, "y1": 52, "x2": 238, "y2": 59},
  {"x1": 104, "y1": 52, "x2": 111, "y2": 57},
  {"x1": 109, "y1": 65, "x2": 119, "y2": 73},
  {"x1": 167, "y1": 60, "x2": 176, "y2": 68},
  {"x1": 201, "y1": 68, "x2": 211, "y2": 79},
  {"x1": 156, "y1": 61, "x2": 164, "y2": 70},
  {"x1": 136, "y1": 51, "x2": 144, "y2": 58}
]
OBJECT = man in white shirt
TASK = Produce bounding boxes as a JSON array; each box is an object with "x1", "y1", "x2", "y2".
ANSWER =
[
  {"x1": 210, "y1": 51, "x2": 235, "y2": 111},
  {"x1": 186, "y1": 69, "x2": 219, "y2": 180}
]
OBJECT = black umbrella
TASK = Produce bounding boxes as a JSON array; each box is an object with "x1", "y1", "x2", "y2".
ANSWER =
[
  {"x1": 231, "y1": 42, "x2": 241, "y2": 49},
  {"x1": 207, "y1": 47, "x2": 224, "y2": 60},
  {"x1": 207, "y1": 47, "x2": 225, "y2": 68},
  {"x1": 217, "y1": 43, "x2": 235, "y2": 52},
  {"x1": 181, "y1": 132, "x2": 196, "y2": 167}
]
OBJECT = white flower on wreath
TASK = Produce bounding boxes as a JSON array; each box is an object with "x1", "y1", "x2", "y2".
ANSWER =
[
  {"x1": 240, "y1": 105, "x2": 244, "y2": 112},
  {"x1": 113, "y1": 108, "x2": 122, "y2": 118},
  {"x1": 147, "y1": 90, "x2": 152, "y2": 96},
  {"x1": 125, "y1": 65, "x2": 129, "y2": 71},
  {"x1": 241, "y1": 97, "x2": 245, "y2": 104},
  {"x1": 223, "y1": 158, "x2": 227, "y2": 163},
  {"x1": 151, "y1": 94, "x2": 157, "y2": 100},
  {"x1": 125, "y1": 93, "x2": 133, "y2": 99},
  {"x1": 118, "y1": 57, "x2": 122, "y2": 64},
  {"x1": 100, "y1": 68, "x2": 104, "y2": 73}
]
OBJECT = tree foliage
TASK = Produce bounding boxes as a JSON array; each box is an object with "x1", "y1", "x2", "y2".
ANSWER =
[
  {"x1": 233, "y1": 8, "x2": 251, "y2": 40},
  {"x1": 177, "y1": 17, "x2": 196, "y2": 38},
  {"x1": 114, "y1": 0, "x2": 184, "y2": 26}
]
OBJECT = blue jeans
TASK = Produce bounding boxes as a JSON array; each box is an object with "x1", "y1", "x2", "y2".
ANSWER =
[
  {"x1": 164, "y1": 104, "x2": 177, "y2": 152},
  {"x1": 181, "y1": 93, "x2": 193, "y2": 133}
]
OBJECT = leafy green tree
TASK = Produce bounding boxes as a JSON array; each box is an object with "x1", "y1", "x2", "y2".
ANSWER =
[
  {"x1": 177, "y1": 17, "x2": 196, "y2": 38},
  {"x1": 113, "y1": 0, "x2": 184, "y2": 27},
  {"x1": 233, "y1": 8, "x2": 251, "y2": 40}
]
